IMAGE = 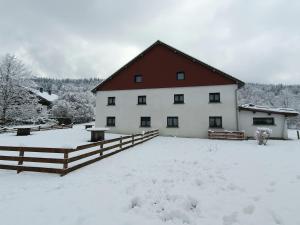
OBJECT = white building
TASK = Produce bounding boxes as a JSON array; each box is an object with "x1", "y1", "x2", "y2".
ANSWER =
[
  {"x1": 93, "y1": 41, "x2": 298, "y2": 139},
  {"x1": 239, "y1": 104, "x2": 298, "y2": 139}
]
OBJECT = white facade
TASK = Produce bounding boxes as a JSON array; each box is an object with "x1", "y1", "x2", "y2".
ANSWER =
[
  {"x1": 239, "y1": 110, "x2": 288, "y2": 139},
  {"x1": 96, "y1": 84, "x2": 239, "y2": 138}
]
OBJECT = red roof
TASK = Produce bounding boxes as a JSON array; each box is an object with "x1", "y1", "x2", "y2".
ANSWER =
[{"x1": 93, "y1": 40, "x2": 244, "y2": 92}]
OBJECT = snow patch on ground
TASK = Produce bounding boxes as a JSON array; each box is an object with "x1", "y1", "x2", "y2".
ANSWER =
[{"x1": 0, "y1": 129, "x2": 299, "y2": 225}]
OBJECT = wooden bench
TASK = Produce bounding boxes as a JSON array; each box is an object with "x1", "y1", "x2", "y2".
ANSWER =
[
  {"x1": 85, "y1": 124, "x2": 93, "y2": 129},
  {"x1": 15, "y1": 127, "x2": 32, "y2": 136},
  {"x1": 86, "y1": 128, "x2": 110, "y2": 142},
  {"x1": 208, "y1": 130, "x2": 245, "y2": 140}
]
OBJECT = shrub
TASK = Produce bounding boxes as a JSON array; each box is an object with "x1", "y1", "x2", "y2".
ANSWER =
[{"x1": 255, "y1": 128, "x2": 272, "y2": 145}]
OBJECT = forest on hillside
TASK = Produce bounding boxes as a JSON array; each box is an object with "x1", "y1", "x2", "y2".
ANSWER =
[{"x1": 32, "y1": 77, "x2": 102, "y2": 97}]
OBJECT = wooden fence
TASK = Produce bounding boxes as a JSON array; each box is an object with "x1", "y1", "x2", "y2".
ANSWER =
[
  {"x1": 208, "y1": 130, "x2": 245, "y2": 140},
  {"x1": 0, "y1": 129, "x2": 159, "y2": 176},
  {"x1": 0, "y1": 124, "x2": 73, "y2": 134}
]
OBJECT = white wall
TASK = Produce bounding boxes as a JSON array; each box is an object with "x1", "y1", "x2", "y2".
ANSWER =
[
  {"x1": 239, "y1": 110, "x2": 288, "y2": 139},
  {"x1": 96, "y1": 84, "x2": 238, "y2": 138}
]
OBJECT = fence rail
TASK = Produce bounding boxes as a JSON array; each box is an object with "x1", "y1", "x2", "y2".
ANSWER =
[
  {"x1": 0, "y1": 129, "x2": 159, "y2": 176},
  {"x1": 208, "y1": 130, "x2": 245, "y2": 140}
]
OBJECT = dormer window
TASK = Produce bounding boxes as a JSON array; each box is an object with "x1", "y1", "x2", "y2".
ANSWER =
[
  {"x1": 174, "y1": 94, "x2": 184, "y2": 104},
  {"x1": 107, "y1": 97, "x2": 115, "y2": 105},
  {"x1": 176, "y1": 72, "x2": 185, "y2": 80},
  {"x1": 209, "y1": 93, "x2": 220, "y2": 103},
  {"x1": 138, "y1": 96, "x2": 146, "y2": 105},
  {"x1": 134, "y1": 75, "x2": 143, "y2": 83}
]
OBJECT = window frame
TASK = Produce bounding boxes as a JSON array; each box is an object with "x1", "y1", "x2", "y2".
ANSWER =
[
  {"x1": 253, "y1": 117, "x2": 275, "y2": 125},
  {"x1": 167, "y1": 116, "x2": 179, "y2": 128},
  {"x1": 106, "y1": 116, "x2": 115, "y2": 127},
  {"x1": 134, "y1": 74, "x2": 143, "y2": 83},
  {"x1": 138, "y1": 95, "x2": 147, "y2": 105},
  {"x1": 209, "y1": 92, "x2": 221, "y2": 103},
  {"x1": 176, "y1": 72, "x2": 185, "y2": 80},
  {"x1": 174, "y1": 94, "x2": 184, "y2": 104},
  {"x1": 107, "y1": 97, "x2": 115, "y2": 106},
  {"x1": 209, "y1": 116, "x2": 222, "y2": 128},
  {"x1": 140, "y1": 117, "x2": 151, "y2": 127}
]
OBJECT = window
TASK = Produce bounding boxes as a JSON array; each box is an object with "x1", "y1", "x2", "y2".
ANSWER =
[
  {"x1": 167, "y1": 117, "x2": 179, "y2": 128},
  {"x1": 176, "y1": 72, "x2": 185, "y2": 80},
  {"x1": 253, "y1": 117, "x2": 274, "y2": 125},
  {"x1": 106, "y1": 117, "x2": 115, "y2": 127},
  {"x1": 209, "y1": 93, "x2": 220, "y2": 103},
  {"x1": 174, "y1": 94, "x2": 184, "y2": 104},
  {"x1": 138, "y1": 96, "x2": 146, "y2": 105},
  {"x1": 107, "y1": 97, "x2": 115, "y2": 105},
  {"x1": 134, "y1": 75, "x2": 143, "y2": 83},
  {"x1": 140, "y1": 117, "x2": 151, "y2": 127},
  {"x1": 209, "y1": 116, "x2": 222, "y2": 128}
]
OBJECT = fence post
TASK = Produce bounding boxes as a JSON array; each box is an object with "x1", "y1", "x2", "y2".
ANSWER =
[
  {"x1": 120, "y1": 136, "x2": 123, "y2": 149},
  {"x1": 63, "y1": 149, "x2": 68, "y2": 171},
  {"x1": 297, "y1": 130, "x2": 299, "y2": 140},
  {"x1": 17, "y1": 148, "x2": 24, "y2": 174},
  {"x1": 100, "y1": 142, "x2": 103, "y2": 156}
]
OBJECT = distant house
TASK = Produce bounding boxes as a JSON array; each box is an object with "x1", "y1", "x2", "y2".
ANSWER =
[
  {"x1": 28, "y1": 87, "x2": 58, "y2": 113},
  {"x1": 93, "y1": 40, "x2": 298, "y2": 139},
  {"x1": 239, "y1": 104, "x2": 298, "y2": 139}
]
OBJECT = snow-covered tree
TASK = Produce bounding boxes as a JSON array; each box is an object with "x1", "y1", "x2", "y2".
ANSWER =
[
  {"x1": 0, "y1": 54, "x2": 39, "y2": 124},
  {"x1": 51, "y1": 100, "x2": 73, "y2": 118},
  {"x1": 52, "y1": 92, "x2": 95, "y2": 123}
]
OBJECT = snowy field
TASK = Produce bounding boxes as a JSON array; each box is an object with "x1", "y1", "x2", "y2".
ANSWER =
[
  {"x1": 0, "y1": 128, "x2": 300, "y2": 225},
  {"x1": 0, "y1": 124, "x2": 121, "y2": 148}
]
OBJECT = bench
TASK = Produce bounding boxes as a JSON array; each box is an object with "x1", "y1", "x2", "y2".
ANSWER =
[
  {"x1": 208, "y1": 130, "x2": 245, "y2": 140},
  {"x1": 86, "y1": 128, "x2": 110, "y2": 142},
  {"x1": 85, "y1": 124, "x2": 93, "y2": 129},
  {"x1": 15, "y1": 127, "x2": 32, "y2": 136}
]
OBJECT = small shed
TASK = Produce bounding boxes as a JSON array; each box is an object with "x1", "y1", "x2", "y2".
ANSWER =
[{"x1": 238, "y1": 104, "x2": 299, "y2": 139}]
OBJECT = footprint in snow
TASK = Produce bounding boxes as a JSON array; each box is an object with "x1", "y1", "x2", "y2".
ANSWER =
[
  {"x1": 270, "y1": 211, "x2": 283, "y2": 224},
  {"x1": 222, "y1": 212, "x2": 238, "y2": 225},
  {"x1": 252, "y1": 195, "x2": 261, "y2": 202},
  {"x1": 161, "y1": 210, "x2": 190, "y2": 224},
  {"x1": 243, "y1": 204, "x2": 255, "y2": 215},
  {"x1": 129, "y1": 197, "x2": 142, "y2": 209},
  {"x1": 266, "y1": 187, "x2": 275, "y2": 193}
]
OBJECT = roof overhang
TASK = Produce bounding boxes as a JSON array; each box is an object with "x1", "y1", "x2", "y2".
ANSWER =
[{"x1": 239, "y1": 105, "x2": 299, "y2": 117}]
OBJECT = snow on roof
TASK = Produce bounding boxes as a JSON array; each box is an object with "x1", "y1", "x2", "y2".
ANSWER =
[
  {"x1": 239, "y1": 104, "x2": 299, "y2": 116},
  {"x1": 27, "y1": 87, "x2": 58, "y2": 102}
]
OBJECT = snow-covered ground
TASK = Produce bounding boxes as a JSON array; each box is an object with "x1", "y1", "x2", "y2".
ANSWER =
[
  {"x1": 0, "y1": 124, "x2": 121, "y2": 148},
  {"x1": 0, "y1": 129, "x2": 299, "y2": 225}
]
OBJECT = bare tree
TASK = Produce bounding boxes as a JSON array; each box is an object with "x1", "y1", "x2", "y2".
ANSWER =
[{"x1": 0, "y1": 54, "x2": 35, "y2": 124}]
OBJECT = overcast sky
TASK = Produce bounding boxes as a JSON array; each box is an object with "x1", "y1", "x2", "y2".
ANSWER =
[{"x1": 0, "y1": 0, "x2": 299, "y2": 84}]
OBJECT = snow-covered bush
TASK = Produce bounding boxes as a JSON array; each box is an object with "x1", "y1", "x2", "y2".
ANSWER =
[
  {"x1": 51, "y1": 92, "x2": 95, "y2": 124},
  {"x1": 255, "y1": 128, "x2": 272, "y2": 145},
  {"x1": 52, "y1": 100, "x2": 73, "y2": 117}
]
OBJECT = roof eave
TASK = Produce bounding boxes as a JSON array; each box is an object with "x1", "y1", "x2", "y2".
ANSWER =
[{"x1": 238, "y1": 106, "x2": 299, "y2": 117}]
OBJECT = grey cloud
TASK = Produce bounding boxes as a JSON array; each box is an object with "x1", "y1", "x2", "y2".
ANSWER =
[{"x1": 0, "y1": 0, "x2": 299, "y2": 83}]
